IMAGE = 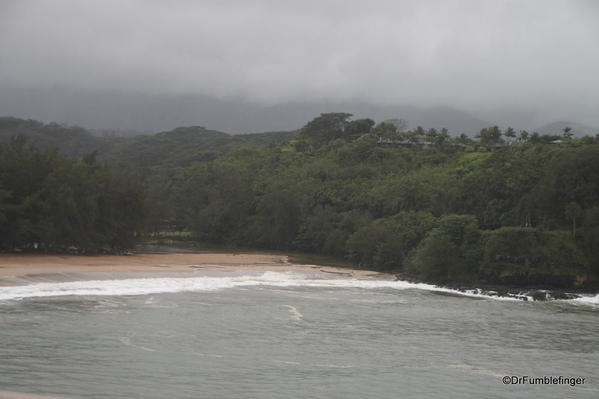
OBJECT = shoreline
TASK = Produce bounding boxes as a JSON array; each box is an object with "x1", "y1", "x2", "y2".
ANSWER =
[
  {"x1": 0, "y1": 252, "x2": 386, "y2": 286},
  {"x1": 0, "y1": 252, "x2": 596, "y2": 303}
]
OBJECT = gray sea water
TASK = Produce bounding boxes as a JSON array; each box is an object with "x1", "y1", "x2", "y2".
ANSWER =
[{"x1": 1, "y1": 271, "x2": 598, "y2": 399}]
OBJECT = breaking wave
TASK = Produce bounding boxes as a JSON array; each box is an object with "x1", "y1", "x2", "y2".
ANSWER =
[
  {"x1": 0, "y1": 272, "x2": 593, "y2": 305},
  {"x1": 569, "y1": 293, "x2": 599, "y2": 306},
  {"x1": 0, "y1": 272, "x2": 522, "y2": 302}
]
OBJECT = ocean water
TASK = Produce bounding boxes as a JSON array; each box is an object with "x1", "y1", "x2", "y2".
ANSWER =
[{"x1": 0, "y1": 272, "x2": 597, "y2": 399}]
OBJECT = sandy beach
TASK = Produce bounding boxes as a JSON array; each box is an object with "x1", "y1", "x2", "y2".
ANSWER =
[{"x1": 0, "y1": 252, "x2": 383, "y2": 285}]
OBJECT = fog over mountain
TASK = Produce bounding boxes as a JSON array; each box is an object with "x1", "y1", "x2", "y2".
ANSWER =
[
  {"x1": 0, "y1": 86, "x2": 497, "y2": 134},
  {"x1": 1, "y1": 0, "x2": 598, "y2": 133}
]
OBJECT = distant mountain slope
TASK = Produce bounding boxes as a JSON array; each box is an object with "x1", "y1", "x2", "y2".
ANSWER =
[
  {"x1": 106, "y1": 126, "x2": 298, "y2": 168},
  {"x1": 534, "y1": 121, "x2": 599, "y2": 137},
  {"x1": 1, "y1": 87, "x2": 492, "y2": 134},
  {"x1": 0, "y1": 117, "x2": 298, "y2": 168},
  {"x1": 0, "y1": 116, "x2": 115, "y2": 156}
]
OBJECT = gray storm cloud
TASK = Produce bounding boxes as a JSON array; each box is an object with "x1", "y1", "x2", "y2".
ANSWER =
[{"x1": 1, "y1": 0, "x2": 598, "y2": 128}]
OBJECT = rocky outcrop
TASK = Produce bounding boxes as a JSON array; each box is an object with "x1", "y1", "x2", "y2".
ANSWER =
[{"x1": 395, "y1": 273, "x2": 585, "y2": 301}]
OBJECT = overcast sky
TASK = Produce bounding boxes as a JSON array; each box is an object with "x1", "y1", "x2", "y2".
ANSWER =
[{"x1": 1, "y1": 0, "x2": 598, "y2": 128}]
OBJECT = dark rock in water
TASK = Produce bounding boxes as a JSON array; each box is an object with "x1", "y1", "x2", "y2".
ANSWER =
[
  {"x1": 526, "y1": 290, "x2": 581, "y2": 301},
  {"x1": 530, "y1": 291, "x2": 548, "y2": 301},
  {"x1": 392, "y1": 273, "x2": 588, "y2": 301},
  {"x1": 549, "y1": 291, "x2": 580, "y2": 300}
]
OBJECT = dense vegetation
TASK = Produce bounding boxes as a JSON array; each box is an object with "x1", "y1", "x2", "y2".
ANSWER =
[
  {"x1": 1, "y1": 115, "x2": 598, "y2": 288},
  {"x1": 0, "y1": 117, "x2": 297, "y2": 168},
  {"x1": 0, "y1": 135, "x2": 145, "y2": 252}
]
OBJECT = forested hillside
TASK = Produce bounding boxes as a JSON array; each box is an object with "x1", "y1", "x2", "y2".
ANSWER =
[
  {"x1": 0, "y1": 117, "x2": 298, "y2": 168},
  {"x1": 0, "y1": 117, "x2": 115, "y2": 157},
  {"x1": 1, "y1": 114, "x2": 598, "y2": 288},
  {"x1": 157, "y1": 114, "x2": 599, "y2": 288}
]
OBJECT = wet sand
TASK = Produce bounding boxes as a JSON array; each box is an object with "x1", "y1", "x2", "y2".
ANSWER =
[{"x1": 0, "y1": 253, "x2": 384, "y2": 285}]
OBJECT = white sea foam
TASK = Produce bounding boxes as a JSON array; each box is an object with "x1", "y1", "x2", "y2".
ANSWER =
[
  {"x1": 0, "y1": 272, "x2": 526, "y2": 302},
  {"x1": 569, "y1": 293, "x2": 599, "y2": 306}
]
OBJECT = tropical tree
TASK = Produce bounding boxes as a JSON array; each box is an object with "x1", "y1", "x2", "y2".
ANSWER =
[
  {"x1": 563, "y1": 126, "x2": 573, "y2": 139},
  {"x1": 504, "y1": 127, "x2": 516, "y2": 141},
  {"x1": 300, "y1": 113, "x2": 353, "y2": 142}
]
